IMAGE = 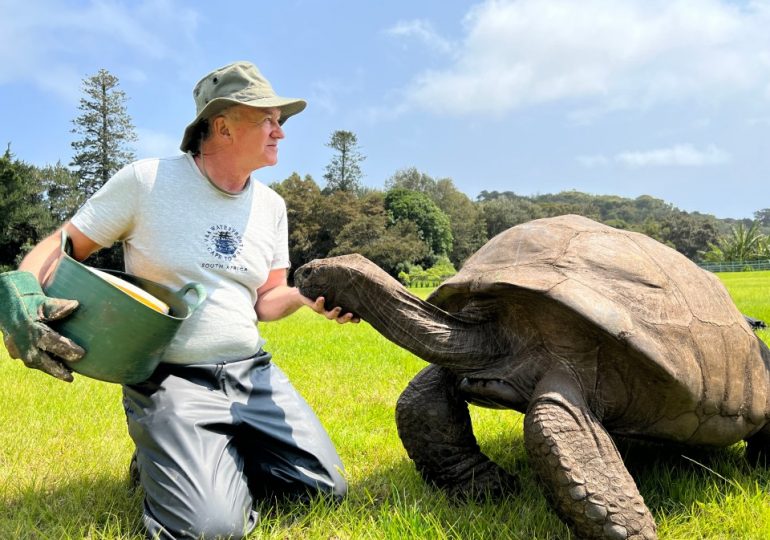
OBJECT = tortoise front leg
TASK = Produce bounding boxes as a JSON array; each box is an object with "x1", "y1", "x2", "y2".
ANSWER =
[
  {"x1": 395, "y1": 364, "x2": 518, "y2": 499},
  {"x1": 524, "y1": 370, "x2": 656, "y2": 540}
]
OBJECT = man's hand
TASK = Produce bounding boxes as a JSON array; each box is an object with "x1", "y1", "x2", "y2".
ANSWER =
[
  {"x1": 0, "y1": 271, "x2": 85, "y2": 382},
  {"x1": 304, "y1": 296, "x2": 360, "y2": 324}
]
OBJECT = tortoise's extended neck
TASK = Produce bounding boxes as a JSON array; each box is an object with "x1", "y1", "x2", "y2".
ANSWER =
[
  {"x1": 297, "y1": 255, "x2": 501, "y2": 369},
  {"x1": 358, "y1": 279, "x2": 499, "y2": 368}
]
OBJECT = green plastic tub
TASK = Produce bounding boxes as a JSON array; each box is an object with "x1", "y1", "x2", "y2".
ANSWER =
[{"x1": 43, "y1": 231, "x2": 206, "y2": 384}]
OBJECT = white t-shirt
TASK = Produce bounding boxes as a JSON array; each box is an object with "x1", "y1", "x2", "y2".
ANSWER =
[{"x1": 71, "y1": 153, "x2": 290, "y2": 364}]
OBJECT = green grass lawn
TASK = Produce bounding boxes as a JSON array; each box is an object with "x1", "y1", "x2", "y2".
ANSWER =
[{"x1": 1, "y1": 275, "x2": 769, "y2": 539}]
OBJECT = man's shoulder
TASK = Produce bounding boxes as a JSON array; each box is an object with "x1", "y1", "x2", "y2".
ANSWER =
[
  {"x1": 130, "y1": 153, "x2": 188, "y2": 172},
  {"x1": 123, "y1": 154, "x2": 192, "y2": 185},
  {"x1": 251, "y1": 180, "x2": 286, "y2": 207}
]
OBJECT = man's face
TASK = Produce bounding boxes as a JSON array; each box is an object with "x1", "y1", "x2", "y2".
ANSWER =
[{"x1": 230, "y1": 106, "x2": 284, "y2": 169}]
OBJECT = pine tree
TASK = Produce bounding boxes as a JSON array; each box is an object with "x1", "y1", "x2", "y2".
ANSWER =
[
  {"x1": 323, "y1": 130, "x2": 365, "y2": 193},
  {"x1": 70, "y1": 69, "x2": 137, "y2": 270},
  {"x1": 70, "y1": 68, "x2": 137, "y2": 198}
]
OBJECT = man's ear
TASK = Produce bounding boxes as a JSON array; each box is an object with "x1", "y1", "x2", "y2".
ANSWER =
[{"x1": 212, "y1": 115, "x2": 232, "y2": 139}]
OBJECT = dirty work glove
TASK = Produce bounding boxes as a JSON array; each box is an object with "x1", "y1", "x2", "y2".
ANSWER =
[{"x1": 0, "y1": 271, "x2": 85, "y2": 382}]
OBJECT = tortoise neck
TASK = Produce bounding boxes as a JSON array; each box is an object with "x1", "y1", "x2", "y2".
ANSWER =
[
  {"x1": 343, "y1": 269, "x2": 500, "y2": 369},
  {"x1": 389, "y1": 291, "x2": 498, "y2": 369}
]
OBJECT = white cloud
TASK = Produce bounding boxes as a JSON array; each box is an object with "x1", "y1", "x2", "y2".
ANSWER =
[
  {"x1": 404, "y1": 0, "x2": 770, "y2": 116},
  {"x1": 579, "y1": 143, "x2": 731, "y2": 168},
  {"x1": 617, "y1": 144, "x2": 730, "y2": 167},
  {"x1": 386, "y1": 19, "x2": 453, "y2": 54},
  {"x1": 0, "y1": 0, "x2": 199, "y2": 102}
]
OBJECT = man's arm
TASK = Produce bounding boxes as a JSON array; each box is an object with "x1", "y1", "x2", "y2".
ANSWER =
[
  {"x1": 255, "y1": 268, "x2": 358, "y2": 323},
  {"x1": 20, "y1": 222, "x2": 102, "y2": 283},
  {"x1": 0, "y1": 222, "x2": 101, "y2": 381}
]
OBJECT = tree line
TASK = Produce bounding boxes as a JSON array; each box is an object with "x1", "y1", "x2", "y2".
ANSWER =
[
  {"x1": 2, "y1": 69, "x2": 769, "y2": 281},
  {"x1": 273, "y1": 165, "x2": 770, "y2": 284}
]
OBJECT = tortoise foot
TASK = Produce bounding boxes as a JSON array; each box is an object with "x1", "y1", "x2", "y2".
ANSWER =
[{"x1": 430, "y1": 459, "x2": 519, "y2": 501}]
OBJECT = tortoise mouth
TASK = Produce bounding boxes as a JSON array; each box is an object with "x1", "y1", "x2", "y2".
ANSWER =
[
  {"x1": 294, "y1": 260, "x2": 364, "y2": 314},
  {"x1": 295, "y1": 255, "x2": 374, "y2": 301},
  {"x1": 293, "y1": 264, "x2": 318, "y2": 297},
  {"x1": 294, "y1": 262, "x2": 340, "y2": 302}
]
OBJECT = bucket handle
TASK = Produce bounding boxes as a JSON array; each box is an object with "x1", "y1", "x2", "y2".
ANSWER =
[
  {"x1": 177, "y1": 283, "x2": 207, "y2": 313},
  {"x1": 60, "y1": 229, "x2": 74, "y2": 257}
]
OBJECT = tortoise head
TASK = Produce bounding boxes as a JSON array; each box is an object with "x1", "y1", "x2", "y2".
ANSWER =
[{"x1": 294, "y1": 254, "x2": 396, "y2": 316}]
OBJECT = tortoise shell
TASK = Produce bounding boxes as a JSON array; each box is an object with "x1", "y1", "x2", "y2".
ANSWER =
[{"x1": 429, "y1": 214, "x2": 768, "y2": 439}]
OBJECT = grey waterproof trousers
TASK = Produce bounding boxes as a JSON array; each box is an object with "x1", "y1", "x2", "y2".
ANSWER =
[{"x1": 122, "y1": 351, "x2": 346, "y2": 539}]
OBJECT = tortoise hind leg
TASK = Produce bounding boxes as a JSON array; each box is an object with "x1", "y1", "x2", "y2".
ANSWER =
[
  {"x1": 395, "y1": 364, "x2": 518, "y2": 499},
  {"x1": 524, "y1": 371, "x2": 656, "y2": 540}
]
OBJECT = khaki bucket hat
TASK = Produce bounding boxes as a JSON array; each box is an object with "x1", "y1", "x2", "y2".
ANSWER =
[{"x1": 180, "y1": 61, "x2": 307, "y2": 152}]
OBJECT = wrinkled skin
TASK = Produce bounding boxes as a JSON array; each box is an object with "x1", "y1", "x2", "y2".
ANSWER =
[{"x1": 295, "y1": 215, "x2": 770, "y2": 540}]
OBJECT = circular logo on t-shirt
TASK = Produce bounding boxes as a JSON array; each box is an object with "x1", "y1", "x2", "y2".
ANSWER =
[{"x1": 205, "y1": 225, "x2": 243, "y2": 262}]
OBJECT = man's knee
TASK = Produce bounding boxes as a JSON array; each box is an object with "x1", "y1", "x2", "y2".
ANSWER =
[
  {"x1": 184, "y1": 509, "x2": 253, "y2": 540},
  {"x1": 145, "y1": 499, "x2": 256, "y2": 540}
]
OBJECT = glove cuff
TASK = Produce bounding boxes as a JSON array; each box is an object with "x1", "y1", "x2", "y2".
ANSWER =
[{"x1": 0, "y1": 271, "x2": 45, "y2": 297}]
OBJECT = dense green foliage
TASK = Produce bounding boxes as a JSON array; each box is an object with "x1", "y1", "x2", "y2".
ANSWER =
[
  {"x1": 703, "y1": 221, "x2": 770, "y2": 264},
  {"x1": 273, "y1": 167, "x2": 770, "y2": 282},
  {"x1": 385, "y1": 188, "x2": 453, "y2": 263},
  {"x1": 386, "y1": 168, "x2": 487, "y2": 267},
  {"x1": 0, "y1": 150, "x2": 85, "y2": 271}
]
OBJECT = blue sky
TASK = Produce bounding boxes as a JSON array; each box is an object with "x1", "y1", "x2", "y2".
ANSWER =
[{"x1": 2, "y1": 0, "x2": 770, "y2": 219}]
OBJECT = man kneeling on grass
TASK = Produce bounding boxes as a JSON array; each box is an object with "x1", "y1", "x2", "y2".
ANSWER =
[{"x1": 0, "y1": 61, "x2": 357, "y2": 540}]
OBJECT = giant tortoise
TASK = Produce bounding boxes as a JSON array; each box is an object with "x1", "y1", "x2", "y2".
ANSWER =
[{"x1": 294, "y1": 214, "x2": 770, "y2": 540}]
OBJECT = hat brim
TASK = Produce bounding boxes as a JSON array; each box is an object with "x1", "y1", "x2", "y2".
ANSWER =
[{"x1": 180, "y1": 96, "x2": 306, "y2": 152}]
